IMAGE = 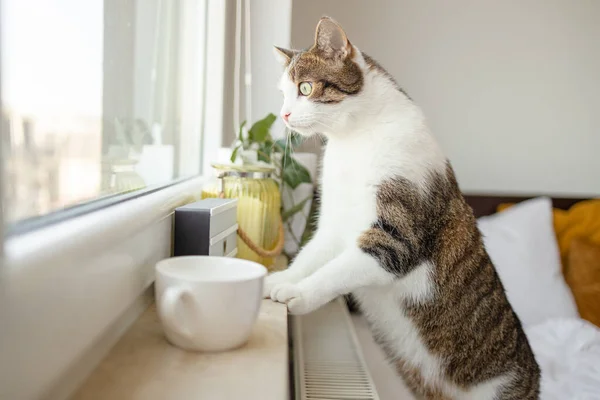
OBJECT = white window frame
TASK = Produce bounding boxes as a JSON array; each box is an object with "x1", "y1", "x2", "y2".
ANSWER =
[{"x1": 0, "y1": 1, "x2": 226, "y2": 399}]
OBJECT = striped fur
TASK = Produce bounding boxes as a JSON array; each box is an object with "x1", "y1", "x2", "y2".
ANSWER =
[{"x1": 359, "y1": 165, "x2": 540, "y2": 399}]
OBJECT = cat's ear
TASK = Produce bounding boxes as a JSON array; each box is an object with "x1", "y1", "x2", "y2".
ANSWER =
[
  {"x1": 313, "y1": 16, "x2": 352, "y2": 59},
  {"x1": 273, "y1": 46, "x2": 296, "y2": 66}
]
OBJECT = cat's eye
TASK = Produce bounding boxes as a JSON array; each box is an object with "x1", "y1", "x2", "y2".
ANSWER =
[{"x1": 299, "y1": 82, "x2": 312, "y2": 96}]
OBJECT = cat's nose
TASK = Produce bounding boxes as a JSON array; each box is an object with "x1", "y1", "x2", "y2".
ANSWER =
[{"x1": 282, "y1": 112, "x2": 291, "y2": 122}]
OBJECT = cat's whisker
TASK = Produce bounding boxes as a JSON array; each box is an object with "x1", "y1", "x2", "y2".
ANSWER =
[{"x1": 315, "y1": 121, "x2": 335, "y2": 131}]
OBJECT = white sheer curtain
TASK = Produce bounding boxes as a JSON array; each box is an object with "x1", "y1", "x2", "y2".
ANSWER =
[{"x1": 233, "y1": 0, "x2": 253, "y2": 135}]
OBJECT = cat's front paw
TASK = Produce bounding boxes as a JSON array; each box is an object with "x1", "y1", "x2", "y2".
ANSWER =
[
  {"x1": 270, "y1": 283, "x2": 313, "y2": 315},
  {"x1": 263, "y1": 271, "x2": 296, "y2": 298}
]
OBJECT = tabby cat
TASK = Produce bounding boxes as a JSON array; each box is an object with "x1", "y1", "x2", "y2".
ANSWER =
[{"x1": 265, "y1": 17, "x2": 540, "y2": 399}]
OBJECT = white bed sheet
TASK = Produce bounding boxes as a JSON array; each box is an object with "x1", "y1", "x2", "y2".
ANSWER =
[{"x1": 526, "y1": 317, "x2": 600, "y2": 400}]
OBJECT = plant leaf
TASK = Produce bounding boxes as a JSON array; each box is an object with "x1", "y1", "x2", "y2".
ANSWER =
[
  {"x1": 249, "y1": 113, "x2": 276, "y2": 143},
  {"x1": 274, "y1": 138, "x2": 289, "y2": 155},
  {"x1": 283, "y1": 158, "x2": 312, "y2": 189},
  {"x1": 238, "y1": 120, "x2": 247, "y2": 141},
  {"x1": 230, "y1": 145, "x2": 240, "y2": 163},
  {"x1": 275, "y1": 131, "x2": 304, "y2": 154},
  {"x1": 274, "y1": 139, "x2": 289, "y2": 158},
  {"x1": 289, "y1": 131, "x2": 304, "y2": 148},
  {"x1": 300, "y1": 188, "x2": 319, "y2": 247},
  {"x1": 257, "y1": 143, "x2": 271, "y2": 163},
  {"x1": 282, "y1": 195, "x2": 311, "y2": 222}
]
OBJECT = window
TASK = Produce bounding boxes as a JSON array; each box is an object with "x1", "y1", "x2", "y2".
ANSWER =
[
  {"x1": 1, "y1": 0, "x2": 210, "y2": 228},
  {"x1": 0, "y1": 2, "x2": 224, "y2": 398}
]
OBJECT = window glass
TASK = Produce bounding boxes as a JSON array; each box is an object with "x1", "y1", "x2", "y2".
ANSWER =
[{"x1": 1, "y1": 0, "x2": 207, "y2": 225}]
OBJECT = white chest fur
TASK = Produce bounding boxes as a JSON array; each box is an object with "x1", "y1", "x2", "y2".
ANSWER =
[
  {"x1": 318, "y1": 138, "x2": 379, "y2": 247},
  {"x1": 317, "y1": 116, "x2": 446, "y2": 243},
  {"x1": 318, "y1": 132, "x2": 445, "y2": 385}
]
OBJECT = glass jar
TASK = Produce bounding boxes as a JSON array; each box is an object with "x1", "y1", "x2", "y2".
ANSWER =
[{"x1": 202, "y1": 164, "x2": 282, "y2": 269}]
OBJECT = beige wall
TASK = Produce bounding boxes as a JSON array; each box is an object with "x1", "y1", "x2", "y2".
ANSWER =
[{"x1": 291, "y1": 0, "x2": 600, "y2": 196}]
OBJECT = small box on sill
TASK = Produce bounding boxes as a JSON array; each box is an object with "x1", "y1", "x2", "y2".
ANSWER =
[{"x1": 174, "y1": 198, "x2": 238, "y2": 257}]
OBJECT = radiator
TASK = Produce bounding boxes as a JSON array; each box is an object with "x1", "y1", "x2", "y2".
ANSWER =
[{"x1": 293, "y1": 298, "x2": 380, "y2": 400}]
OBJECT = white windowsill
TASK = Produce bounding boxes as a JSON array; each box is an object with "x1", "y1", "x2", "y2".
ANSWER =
[
  {"x1": 0, "y1": 176, "x2": 207, "y2": 400},
  {"x1": 72, "y1": 299, "x2": 289, "y2": 400}
]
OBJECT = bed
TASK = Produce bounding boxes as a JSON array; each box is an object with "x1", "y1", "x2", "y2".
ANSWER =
[{"x1": 466, "y1": 194, "x2": 600, "y2": 400}]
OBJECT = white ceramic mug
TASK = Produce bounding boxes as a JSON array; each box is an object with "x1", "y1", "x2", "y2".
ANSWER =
[{"x1": 155, "y1": 256, "x2": 267, "y2": 352}]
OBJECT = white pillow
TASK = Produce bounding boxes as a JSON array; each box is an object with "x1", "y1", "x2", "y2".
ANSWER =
[{"x1": 477, "y1": 197, "x2": 578, "y2": 326}]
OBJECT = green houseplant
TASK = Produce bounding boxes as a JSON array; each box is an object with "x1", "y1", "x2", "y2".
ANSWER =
[{"x1": 230, "y1": 113, "x2": 317, "y2": 256}]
